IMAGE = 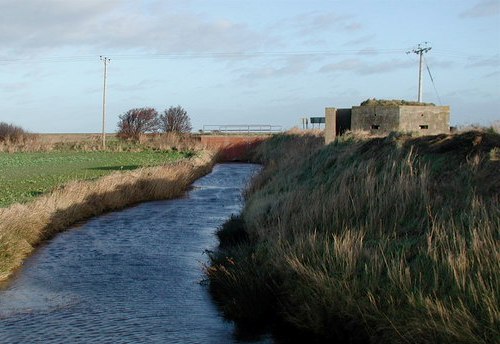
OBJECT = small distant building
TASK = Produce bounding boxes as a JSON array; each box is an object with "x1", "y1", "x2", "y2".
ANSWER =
[{"x1": 325, "y1": 100, "x2": 450, "y2": 144}]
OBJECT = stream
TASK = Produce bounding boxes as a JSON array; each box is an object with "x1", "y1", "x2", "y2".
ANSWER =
[{"x1": 0, "y1": 163, "x2": 272, "y2": 343}]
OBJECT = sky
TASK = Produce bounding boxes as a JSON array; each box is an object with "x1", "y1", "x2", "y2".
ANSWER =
[{"x1": 0, "y1": 0, "x2": 499, "y2": 133}]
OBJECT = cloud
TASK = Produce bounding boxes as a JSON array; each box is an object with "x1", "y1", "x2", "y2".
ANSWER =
[
  {"x1": 0, "y1": 1, "x2": 117, "y2": 50},
  {"x1": 357, "y1": 48, "x2": 378, "y2": 56},
  {"x1": 460, "y1": 0, "x2": 500, "y2": 18},
  {"x1": 319, "y1": 58, "x2": 413, "y2": 75},
  {"x1": 319, "y1": 58, "x2": 361, "y2": 73},
  {"x1": 425, "y1": 58, "x2": 455, "y2": 69},
  {"x1": 444, "y1": 87, "x2": 493, "y2": 98},
  {"x1": 236, "y1": 55, "x2": 312, "y2": 82},
  {"x1": 110, "y1": 79, "x2": 164, "y2": 92},
  {"x1": 0, "y1": 0, "x2": 271, "y2": 56},
  {"x1": 343, "y1": 34, "x2": 376, "y2": 46},
  {"x1": 466, "y1": 54, "x2": 500, "y2": 68},
  {"x1": 270, "y1": 10, "x2": 362, "y2": 41},
  {"x1": 0, "y1": 82, "x2": 28, "y2": 93},
  {"x1": 483, "y1": 70, "x2": 500, "y2": 78},
  {"x1": 294, "y1": 11, "x2": 362, "y2": 35}
]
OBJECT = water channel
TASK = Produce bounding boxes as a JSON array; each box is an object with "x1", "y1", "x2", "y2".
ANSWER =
[{"x1": 0, "y1": 163, "x2": 273, "y2": 343}]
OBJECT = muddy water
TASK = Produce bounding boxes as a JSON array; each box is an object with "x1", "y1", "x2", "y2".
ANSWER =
[{"x1": 0, "y1": 163, "x2": 271, "y2": 343}]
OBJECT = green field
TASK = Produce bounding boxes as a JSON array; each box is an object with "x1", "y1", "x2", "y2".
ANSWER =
[{"x1": 0, "y1": 150, "x2": 190, "y2": 207}]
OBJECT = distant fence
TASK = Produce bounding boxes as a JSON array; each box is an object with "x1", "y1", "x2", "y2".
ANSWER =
[{"x1": 202, "y1": 125, "x2": 282, "y2": 134}]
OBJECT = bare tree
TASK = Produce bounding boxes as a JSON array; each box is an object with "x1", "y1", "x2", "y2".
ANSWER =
[
  {"x1": 117, "y1": 107, "x2": 159, "y2": 141},
  {"x1": 160, "y1": 106, "x2": 192, "y2": 133}
]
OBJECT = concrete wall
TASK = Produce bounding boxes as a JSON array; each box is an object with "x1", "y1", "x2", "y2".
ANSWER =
[
  {"x1": 351, "y1": 105, "x2": 450, "y2": 135},
  {"x1": 351, "y1": 106, "x2": 400, "y2": 133},
  {"x1": 399, "y1": 106, "x2": 450, "y2": 135},
  {"x1": 324, "y1": 107, "x2": 336, "y2": 144}
]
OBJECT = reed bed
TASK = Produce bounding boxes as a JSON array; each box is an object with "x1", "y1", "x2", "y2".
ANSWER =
[
  {"x1": 0, "y1": 132, "x2": 204, "y2": 153},
  {"x1": 0, "y1": 152, "x2": 215, "y2": 281},
  {"x1": 206, "y1": 131, "x2": 499, "y2": 343}
]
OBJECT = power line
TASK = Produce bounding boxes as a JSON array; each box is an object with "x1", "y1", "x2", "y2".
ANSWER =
[
  {"x1": 0, "y1": 47, "x2": 489, "y2": 64},
  {"x1": 0, "y1": 55, "x2": 98, "y2": 63},
  {"x1": 0, "y1": 48, "x2": 407, "y2": 63}
]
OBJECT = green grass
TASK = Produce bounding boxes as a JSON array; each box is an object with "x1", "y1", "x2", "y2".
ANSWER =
[{"x1": 0, "y1": 149, "x2": 190, "y2": 207}]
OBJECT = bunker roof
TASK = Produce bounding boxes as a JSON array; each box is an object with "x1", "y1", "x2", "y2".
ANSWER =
[{"x1": 359, "y1": 98, "x2": 435, "y2": 107}]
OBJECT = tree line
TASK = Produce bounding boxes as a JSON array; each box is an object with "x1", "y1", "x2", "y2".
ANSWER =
[{"x1": 117, "y1": 105, "x2": 192, "y2": 141}]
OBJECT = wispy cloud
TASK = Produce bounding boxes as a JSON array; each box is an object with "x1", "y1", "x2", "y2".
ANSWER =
[
  {"x1": 0, "y1": 82, "x2": 28, "y2": 93},
  {"x1": 236, "y1": 55, "x2": 312, "y2": 82},
  {"x1": 343, "y1": 34, "x2": 376, "y2": 47},
  {"x1": 268, "y1": 10, "x2": 362, "y2": 45},
  {"x1": 445, "y1": 87, "x2": 493, "y2": 98},
  {"x1": 483, "y1": 70, "x2": 500, "y2": 78},
  {"x1": 293, "y1": 11, "x2": 362, "y2": 35},
  {"x1": 357, "y1": 48, "x2": 379, "y2": 56},
  {"x1": 110, "y1": 79, "x2": 165, "y2": 93},
  {"x1": 319, "y1": 58, "x2": 412, "y2": 75},
  {"x1": 460, "y1": 0, "x2": 500, "y2": 18},
  {"x1": 466, "y1": 54, "x2": 500, "y2": 68},
  {"x1": 319, "y1": 58, "x2": 361, "y2": 73}
]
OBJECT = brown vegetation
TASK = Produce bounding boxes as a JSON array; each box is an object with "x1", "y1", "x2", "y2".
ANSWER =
[
  {"x1": 0, "y1": 152, "x2": 215, "y2": 281},
  {"x1": 0, "y1": 122, "x2": 38, "y2": 147},
  {"x1": 360, "y1": 98, "x2": 435, "y2": 106},
  {"x1": 0, "y1": 132, "x2": 204, "y2": 153},
  {"x1": 206, "y1": 130, "x2": 499, "y2": 343}
]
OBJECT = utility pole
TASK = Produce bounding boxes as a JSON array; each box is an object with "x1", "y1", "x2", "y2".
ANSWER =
[
  {"x1": 100, "y1": 56, "x2": 110, "y2": 149},
  {"x1": 407, "y1": 42, "x2": 431, "y2": 103}
]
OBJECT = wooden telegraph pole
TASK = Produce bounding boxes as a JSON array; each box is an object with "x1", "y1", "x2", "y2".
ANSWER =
[
  {"x1": 100, "y1": 56, "x2": 110, "y2": 149},
  {"x1": 407, "y1": 42, "x2": 431, "y2": 103}
]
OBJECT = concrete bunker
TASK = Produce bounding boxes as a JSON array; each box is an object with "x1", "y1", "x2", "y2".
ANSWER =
[{"x1": 325, "y1": 100, "x2": 450, "y2": 144}]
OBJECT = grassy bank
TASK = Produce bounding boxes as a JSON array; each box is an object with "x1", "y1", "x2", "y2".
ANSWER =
[
  {"x1": 0, "y1": 149, "x2": 192, "y2": 207},
  {"x1": 206, "y1": 131, "x2": 499, "y2": 343},
  {"x1": 0, "y1": 152, "x2": 215, "y2": 281}
]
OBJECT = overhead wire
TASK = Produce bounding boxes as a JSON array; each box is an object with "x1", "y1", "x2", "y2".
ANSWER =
[
  {"x1": 0, "y1": 48, "x2": 407, "y2": 63},
  {"x1": 0, "y1": 47, "x2": 489, "y2": 64}
]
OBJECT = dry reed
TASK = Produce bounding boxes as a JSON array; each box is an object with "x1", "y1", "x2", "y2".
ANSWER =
[
  {"x1": 0, "y1": 152, "x2": 215, "y2": 281},
  {"x1": 0, "y1": 132, "x2": 204, "y2": 153}
]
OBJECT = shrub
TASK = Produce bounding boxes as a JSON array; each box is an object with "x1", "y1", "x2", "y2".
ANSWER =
[{"x1": 0, "y1": 122, "x2": 30, "y2": 143}]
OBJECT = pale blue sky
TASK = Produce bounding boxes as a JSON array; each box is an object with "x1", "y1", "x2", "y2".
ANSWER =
[{"x1": 0, "y1": 0, "x2": 499, "y2": 132}]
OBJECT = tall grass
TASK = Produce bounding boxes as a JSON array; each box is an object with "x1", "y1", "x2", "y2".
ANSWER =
[
  {"x1": 206, "y1": 131, "x2": 499, "y2": 343},
  {"x1": 0, "y1": 152, "x2": 215, "y2": 281},
  {"x1": 0, "y1": 132, "x2": 204, "y2": 153}
]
